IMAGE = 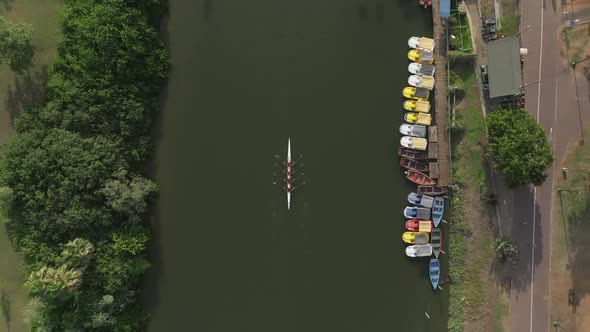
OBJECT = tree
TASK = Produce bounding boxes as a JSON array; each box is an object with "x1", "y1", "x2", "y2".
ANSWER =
[
  {"x1": 0, "y1": 17, "x2": 34, "y2": 72},
  {"x1": 60, "y1": 238, "x2": 94, "y2": 268},
  {"x1": 495, "y1": 237, "x2": 519, "y2": 266},
  {"x1": 101, "y1": 169, "x2": 158, "y2": 222},
  {"x1": 487, "y1": 108, "x2": 554, "y2": 187},
  {"x1": 25, "y1": 265, "x2": 82, "y2": 300}
]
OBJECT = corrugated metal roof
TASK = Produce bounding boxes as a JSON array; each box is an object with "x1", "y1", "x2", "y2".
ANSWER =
[
  {"x1": 487, "y1": 37, "x2": 523, "y2": 98},
  {"x1": 440, "y1": 0, "x2": 451, "y2": 18}
]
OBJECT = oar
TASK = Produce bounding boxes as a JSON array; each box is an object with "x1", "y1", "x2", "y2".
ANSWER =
[
  {"x1": 291, "y1": 155, "x2": 304, "y2": 165},
  {"x1": 291, "y1": 173, "x2": 305, "y2": 182},
  {"x1": 291, "y1": 182, "x2": 306, "y2": 191}
]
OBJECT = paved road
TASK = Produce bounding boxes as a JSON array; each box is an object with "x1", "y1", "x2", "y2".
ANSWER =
[{"x1": 508, "y1": 0, "x2": 590, "y2": 331}]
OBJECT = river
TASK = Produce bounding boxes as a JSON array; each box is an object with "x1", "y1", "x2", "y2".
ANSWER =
[{"x1": 145, "y1": 0, "x2": 446, "y2": 331}]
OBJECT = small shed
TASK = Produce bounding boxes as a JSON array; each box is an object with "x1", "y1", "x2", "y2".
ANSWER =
[{"x1": 487, "y1": 37, "x2": 523, "y2": 99}]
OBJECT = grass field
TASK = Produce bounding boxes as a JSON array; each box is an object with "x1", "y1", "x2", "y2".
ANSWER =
[
  {"x1": 448, "y1": 62, "x2": 505, "y2": 331},
  {"x1": 499, "y1": 0, "x2": 519, "y2": 36},
  {"x1": 0, "y1": 1, "x2": 62, "y2": 331}
]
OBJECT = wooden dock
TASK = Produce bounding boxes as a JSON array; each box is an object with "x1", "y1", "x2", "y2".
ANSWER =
[{"x1": 431, "y1": 0, "x2": 451, "y2": 186}]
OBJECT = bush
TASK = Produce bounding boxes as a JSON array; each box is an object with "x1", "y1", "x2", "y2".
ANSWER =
[{"x1": 448, "y1": 51, "x2": 476, "y2": 65}]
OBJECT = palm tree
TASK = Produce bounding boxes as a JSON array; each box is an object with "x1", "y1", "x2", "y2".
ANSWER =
[
  {"x1": 26, "y1": 265, "x2": 82, "y2": 300},
  {"x1": 61, "y1": 238, "x2": 94, "y2": 268}
]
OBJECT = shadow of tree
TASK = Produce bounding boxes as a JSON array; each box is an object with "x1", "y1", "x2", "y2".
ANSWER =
[
  {"x1": 0, "y1": 287, "x2": 10, "y2": 331},
  {"x1": 4, "y1": 65, "x2": 49, "y2": 126}
]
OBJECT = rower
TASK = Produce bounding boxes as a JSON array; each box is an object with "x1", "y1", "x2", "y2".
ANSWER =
[
  {"x1": 287, "y1": 160, "x2": 292, "y2": 166},
  {"x1": 287, "y1": 183, "x2": 292, "y2": 191},
  {"x1": 287, "y1": 166, "x2": 292, "y2": 174},
  {"x1": 287, "y1": 175, "x2": 292, "y2": 182}
]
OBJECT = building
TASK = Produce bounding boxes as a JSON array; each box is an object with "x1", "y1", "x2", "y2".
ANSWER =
[{"x1": 486, "y1": 37, "x2": 523, "y2": 99}]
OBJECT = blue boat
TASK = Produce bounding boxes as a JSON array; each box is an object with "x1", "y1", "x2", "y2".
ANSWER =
[
  {"x1": 429, "y1": 258, "x2": 440, "y2": 290},
  {"x1": 407, "y1": 192, "x2": 435, "y2": 208},
  {"x1": 432, "y1": 197, "x2": 445, "y2": 227},
  {"x1": 403, "y1": 206, "x2": 431, "y2": 220}
]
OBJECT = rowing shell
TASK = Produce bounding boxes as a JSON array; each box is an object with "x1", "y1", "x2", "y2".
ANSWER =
[{"x1": 287, "y1": 138, "x2": 291, "y2": 210}]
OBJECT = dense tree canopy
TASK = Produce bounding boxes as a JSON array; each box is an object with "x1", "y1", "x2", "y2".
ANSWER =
[
  {"x1": 487, "y1": 108, "x2": 554, "y2": 187},
  {"x1": 0, "y1": 0, "x2": 168, "y2": 330},
  {"x1": 0, "y1": 16, "x2": 34, "y2": 72}
]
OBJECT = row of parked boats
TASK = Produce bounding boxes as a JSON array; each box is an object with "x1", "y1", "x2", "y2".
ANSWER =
[{"x1": 399, "y1": 36, "x2": 446, "y2": 291}]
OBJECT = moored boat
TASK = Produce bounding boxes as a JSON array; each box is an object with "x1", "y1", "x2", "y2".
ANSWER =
[
  {"x1": 431, "y1": 228, "x2": 442, "y2": 258},
  {"x1": 404, "y1": 112, "x2": 432, "y2": 126},
  {"x1": 419, "y1": 0, "x2": 432, "y2": 7},
  {"x1": 398, "y1": 147, "x2": 429, "y2": 160},
  {"x1": 432, "y1": 197, "x2": 445, "y2": 227},
  {"x1": 405, "y1": 244, "x2": 433, "y2": 257},
  {"x1": 407, "y1": 192, "x2": 435, "y2": 208},
  {"x1": 403, "y1": 206, "x2": 431, "y2": 220},
  {"x1": 399, "y1": 124, "x2": 427, "y2": 138},
  {"x1": 429, "y1": 258, "x2": 440, "y2": 290},
  {"x1": 403, "y1": 99, "x2": 431, "y2": 113},
  {"x1": 400, "y1": 136, "x2": 428, "y2": 150},
  {"x1": 417, "y1": 185, "x2": 448, "y2": 196},
  {"x1": 400, "y1": 158, "x2": 429, "y2": 172},
  {"x1": 408, "y1": 36, "x2": 436, "y2": 52},
  {"x1": 406, "y1": 219, "x2": 433, "y2": 232},
  {"x1": 402, "y1": 231, "x2": 430, "y2": 244},
  {"x1": 408, "y1": 75, "x2": 435, "y2": 90},
  {"x1": 405, "y1": 170, "x2": 437, "y2": 186},
  {"x1": 403, "y1": 86, "x2": 430, "y2": 100},
  {"x1": 408, "y1": 62, "x2": 436, "y2": 77},
  {"x1": 408, "y1": 49, "x2": 435, "y2": 64}
]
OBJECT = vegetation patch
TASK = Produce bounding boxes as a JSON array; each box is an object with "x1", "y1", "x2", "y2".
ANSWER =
[
  {"x1": 499, "y1": 0, "x2": 519, "y2": 36},
  {"x1": 0, "y1": 0, "x2": 169, "y2": 330},
  {"x1": 449, "y1": 11, "x2": 474, "y2": 53},
  {"x1": 448, "y1": 62, "x2": 499, "y2": 331}
]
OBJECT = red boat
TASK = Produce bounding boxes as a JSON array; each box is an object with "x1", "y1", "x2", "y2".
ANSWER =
[
  {"x1": 400, "y1": 158, "x2": 429, "y2": 172},
  {"x1": 406, "y1": 219, "x2": 434, "y2": 232},
  {"x1": 417, "y1": 185, "x2": 448, "y2": 196},
  {"x1": 398, "y1": 147, "x2": 428, "y2": 160},
  {"x1": 405, "y1": 170, "x2": 436, "y2": 186}
]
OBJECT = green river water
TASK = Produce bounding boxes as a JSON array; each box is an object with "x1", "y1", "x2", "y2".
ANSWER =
[{"x1": 145, "y1": 0, "x2": 447, "y2": 331}]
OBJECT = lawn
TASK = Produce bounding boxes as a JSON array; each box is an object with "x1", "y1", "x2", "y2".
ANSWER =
[
  {"x1": 448, "y1": 62, "x2": 502, "y2": 331},
  {"x1": 0, "y1": 1, "x2": 63, "y2": 331},
  {"x1": 499, "y1": 0, "x2": 519, "y2": 36}
]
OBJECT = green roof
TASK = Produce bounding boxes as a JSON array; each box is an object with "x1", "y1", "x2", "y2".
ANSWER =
[{"x1": 487, "y1": 37, "x2": 523, "y2": 98}]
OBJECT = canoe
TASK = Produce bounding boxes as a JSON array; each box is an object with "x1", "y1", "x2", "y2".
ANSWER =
[
  {"x1": 432, "y1": 197, "x2": 445, "y2": 227},
  {"x1": 431, "y1": 228, "x2": 442, "y2": 258},
  {"x1": 407, "y1": 192, "x2": 435, "y2": 208},
  {"x1": 402, "y1": 231, "x2": 430, "y2": 244},
  {"x1": 408, "y1": 62, "x2": 436, "y2": 77},
  {"x1": 399, "y1": 124, "x2": 427, "y2": 138},
  {"x1": 403, "y1": 206, "x2": 431, "y2": 220},
  {"x1": 407, "y1": 49, "x2": 435, "y2": 64},
  {"x1": 408, "y1": 75, "x2": 435, "y2": 90},
  {"x1": 404, "y1": 112, "x2": 432, "y2": 126},
  {"x1": 403, "y1": 99, "x2": 431, "y2": 113},
  {"x1": 429, "y1": 258, "x2": 440, "y2": 290},
  {"x1": 403, "y1": 86, "x2": 430, "y2": 100},
  {"x1": 405, "y1": 244, "x2": 433, "y2": 257},
  {"x1": 408, "y1": 36, "x2": 436, "y2": 52},
  {"x1": 405, "y1": 170, "x2": 436, "y2": 186},
  {"x1": 417, "y1": 185, "x2": 448, "y2": 196},
  {"x1": 398, "y1": 147, "x2": 429, "y2": 160},
  {"x1": 400, "y1": 136, "x2": 428, "y2": 150},
  {"x1": 401, "y1": 158, "x2": 430, "y2": 172},
  {"x1": 405, "y1": 219, "x2": 433, "y2": 232}
]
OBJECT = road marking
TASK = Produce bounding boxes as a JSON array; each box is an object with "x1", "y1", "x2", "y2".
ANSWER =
[{"x1": 531, "y1": 1, "x2": 545, "y2": 330}]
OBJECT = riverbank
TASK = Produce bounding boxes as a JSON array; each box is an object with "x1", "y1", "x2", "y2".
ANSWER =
[
  {"x1": 447, "y1": 61, "x2": 508, "y2": 332},
  {"x1": 0, "y1": 1, "x2": 62, "y2": 331}
]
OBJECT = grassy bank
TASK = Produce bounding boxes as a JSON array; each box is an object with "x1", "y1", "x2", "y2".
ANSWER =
[
  {"x1": 550, "y1": 129, "x2": 590, "y2": 331},
  {"x1": 448, "y1": 63, "x2": 504, "y2": 331},
  {"x1": 0, "y1": 2, "x2": 62, "y2": 331}
]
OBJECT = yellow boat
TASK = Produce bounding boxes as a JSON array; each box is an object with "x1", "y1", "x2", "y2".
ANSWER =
[
  {"x1": 404, "y1": 112, "x2": 432, "y2": 126},
  {"x1": 407, "y1": 49, "x2": 435, "y2": 64},
  {"x1": 402, "y1": 231, "x2": 430, "y2": 244},
  {"x1": 402, "y1": 87, "x2": 430, "y2": 100},
  {"x1": 403, "y1": 99, "x2": 431, "y2": 113}
]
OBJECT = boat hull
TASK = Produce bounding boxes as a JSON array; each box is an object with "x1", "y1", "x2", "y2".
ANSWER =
[
  {"x1": 432, "y1": 197, "x2": 445, "y2": 227},
  {"x1": 398, "y1": 147, "x2": 429, "y2": 160},
  {"x1": 417, "y1": 185, "x2": 448, "y2": 195},
  {"x1": 429, "y1": 258, "x2": 440, "y2": 290},
  {"x1": 400, "y1": 158, "x2": 429, "y2": 172},
  {"x1": 431, "y1": 228, "x2": 442, "y2": 258},
  {"x1": 405, "y1": 170, "x2": 436, "y2": 186}
]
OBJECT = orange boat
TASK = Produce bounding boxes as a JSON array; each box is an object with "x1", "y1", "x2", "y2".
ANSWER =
[
  {"x1": 405, "y1": 219, "x2": 433, "y2": 232},
  {"x1": 405, "y1": 170, "x2": 436, "y2": 186}
]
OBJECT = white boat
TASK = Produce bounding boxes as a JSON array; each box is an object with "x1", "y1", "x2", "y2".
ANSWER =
[
  {"x1": 405, "y1": 244, "x2": 433, "y2": 257},
  {"x1": 399, "y1": 124, "x2": 427, "y2": 138},
  {"x1": 400, "y1": 136, "x2": 428, "y2": 151},
  {"x1": 408, "y1": 62, "x2": 436, "y2": 77},
  {"x1": 408, "y1": 75, "x2": 435, "y2": 90},
  {"x1": 408, "y1": 36, "x2": 436, "y2": 52},
  {"x1": 287, "y1": 138, "x2": 291, "y2": 210}
]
